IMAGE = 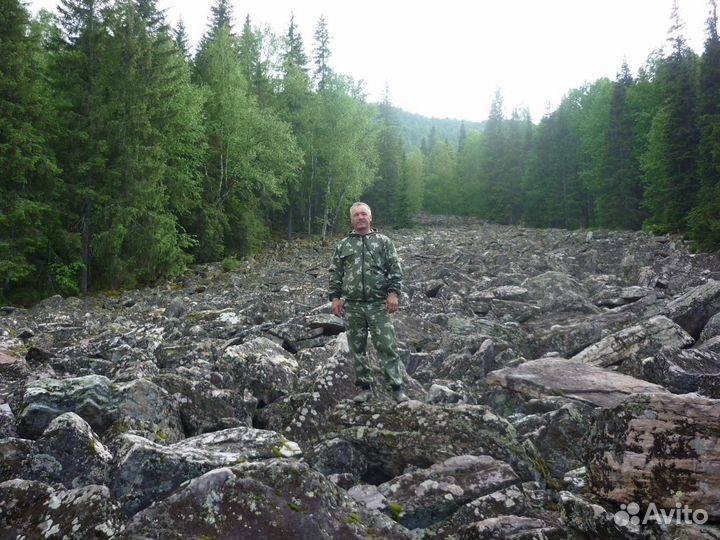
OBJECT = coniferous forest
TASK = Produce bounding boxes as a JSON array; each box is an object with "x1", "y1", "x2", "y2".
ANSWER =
[{"x1": 2, "y1": 0, "x2": 720, "y2": 305}]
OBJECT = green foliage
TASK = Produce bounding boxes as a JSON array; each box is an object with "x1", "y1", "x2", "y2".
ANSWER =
[
  {"x1": 8, "y1": 0, "x2": 720, "y2": 305},
  {"x1": 387, "y1": 501, "x2": 403, "y2": 521},
  {"x1": 0, "y1": 0, "x2": 64, "y2": 304},
  {"x1": 403, "y1": 149, "x2": 426, "y2": 216},
  {"x1": 641, "y1": 14, "x2": 701, "y2": 234},
  {"x1": 595, "y1": 63, "x2": 645, "y2": 229},
  {"x1": 221, "y1": 255, "x2": 240, "y2": 272},
  {"x1": 49, "y1": 261, "x2": 84, "y2": 296},
  {"x1": 312, "y1": 73, "x2": 378, "y2": 239},
  {"x1": 395, "y1": 108, "x2": 484, "y2": 151},
  {"x1": 688, "y1": 3, "x2": 720, "y2": 250},
  {"x1": 363, "y1": 89, "x2": 405, "y2": 226},
  {"x1": 423, "y1": 141, "x2": 458, "y2": 215},
  {"x1": 193, "y1": 23, "x2": 302, "y2": 258}
]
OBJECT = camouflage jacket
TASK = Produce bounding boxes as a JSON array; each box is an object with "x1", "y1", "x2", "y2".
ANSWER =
[{"x1": 329, "y1": 230, "x2": 402, "y2": 303}]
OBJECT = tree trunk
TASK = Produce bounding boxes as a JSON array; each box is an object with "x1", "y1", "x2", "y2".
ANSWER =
[
  {"x1": 80, "y1": 214, "x2": 90, "y2": 295},
  {"x1": 308, "y1": 151, "x2": 316, "y2": 237},
  {"x1": 331, "y1": 187, "x2": 347, "y2": 235},
  {"x1": 287, "y1": 204, "x2": 293, "y2": 239},
  {"x1": 321, "y1": 174, "x2": 332, "y2": 241}
]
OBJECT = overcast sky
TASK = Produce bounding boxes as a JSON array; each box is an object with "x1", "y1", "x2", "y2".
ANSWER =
[{"x1": 29, "y1": 0, "x2": 713, "y2": 122}]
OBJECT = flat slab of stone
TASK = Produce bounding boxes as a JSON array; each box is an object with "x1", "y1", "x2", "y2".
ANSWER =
[
  {"x1": 665, "y1": 279, "x2": 720, "y2": 339},
  {"x1": 0, "y1": 351, "x2": 18, "y2": 364},
  {"x1": 306, "y1": 313, "x2": 346, "y2": 335},
  {"x1": 586, "y1": 392, "x2": 720, "y2": 519},
  {"x1": 570, "y1": 315, "x2": 694, "y2": 367},
  {"x1": 486, "y1": 357, "x2": 668, "y2": 408}
]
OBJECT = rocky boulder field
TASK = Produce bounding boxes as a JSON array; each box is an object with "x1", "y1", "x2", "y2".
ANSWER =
[{"x1": 2, "y1": 216, "x2": 720, "y2": 539}]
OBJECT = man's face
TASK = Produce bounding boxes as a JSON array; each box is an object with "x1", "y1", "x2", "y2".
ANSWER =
[{"x1": 351, "y1": 205, "x2": 372, "y2": 234}]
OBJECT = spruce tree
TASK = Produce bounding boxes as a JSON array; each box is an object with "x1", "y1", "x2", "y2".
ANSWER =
[
  {"x1": 208, "y1": 0, "x2": 233, "y2": 35},
  {"x1": 172, "y1": 18, "x2": 190, "y2": 58},
  {"x1": 598, "y1": 62, "x2": 644, "y2": 229},
  {"x1": 0, "y1": 0, "x2": 65, "y2": 303},
  {"x1": 93, "y1": 0, "x2": 204, "y2": 288},
  {"x1": 53, "y1": 0, "x2": 111, "y2": 293},
  {"x1": 481, "y1": 90, "x2": 511, "y2": 222},
  {"x1": 363, "y1": 87, "x2": 405, "y2": 225},
  {"x1": 134, "y1": 0, "x2": 167, "y2": 34},
  {"x1": 277, "y1": 13, "x2": 313, "y2": 237},
  {"x1": 238, "y1": 15, "x2": 271, "y2": 105},
  {"x1": 284, "y1": 12, "x2": 308, "y2": 72},
  {"x1": 312, "y1": 15, "x2": 331, "y2": 91},
  {"x1": 688, "y1": 0, "x2": 720, "y2": 249},
  {"x1": 641, "y1": 2, "x2": 700, "y2": 233}
]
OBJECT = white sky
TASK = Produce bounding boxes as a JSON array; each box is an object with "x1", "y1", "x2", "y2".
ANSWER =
[{"x1": 29, "y1": 0, "x2": 712, "y2": 123}]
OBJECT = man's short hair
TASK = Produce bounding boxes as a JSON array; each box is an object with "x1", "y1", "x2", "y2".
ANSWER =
[{"x1": 350, "y1": 202, "x2": 372, "y2": 218}]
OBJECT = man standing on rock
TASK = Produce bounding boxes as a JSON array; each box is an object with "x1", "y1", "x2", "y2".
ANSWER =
[{"x1": 329, "y1": 202, "x2": 409, "y2": 403}]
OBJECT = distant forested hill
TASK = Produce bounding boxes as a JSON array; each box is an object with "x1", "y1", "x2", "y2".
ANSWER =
[{"x1": 391, "y1": 107, "x2": 486, "y2": 150}]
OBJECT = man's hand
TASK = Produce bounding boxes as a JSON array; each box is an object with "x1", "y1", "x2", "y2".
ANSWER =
[
  {"x1": 385, "y1": 292, "x2": 399, "y2": 314},
  {"x1": 332, "y1": 298, "x2": 344, "y2": 317}
]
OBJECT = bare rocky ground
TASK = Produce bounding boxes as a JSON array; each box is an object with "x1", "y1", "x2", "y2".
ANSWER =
[{"x1": 1, "y1": 215, "x2": 720, "y2": 539}]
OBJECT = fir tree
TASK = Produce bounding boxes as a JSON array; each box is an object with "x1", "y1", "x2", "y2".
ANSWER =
[
  {"x1": 363, "y1": 87, "x2": 404, "y2": 225},
  {"x1": 641, "y1": 2, "x2": 700, "y2": 233},
  {"x1": 597, "y1": 62, "x2": 644, "y2": 229},
  {"x1": 312, "y1": 15, "x2": 331, "y2": 91},
  {"x1": 284, "y1": 12, "x2": 308, "y2": 72},
  {"x1": 688, "y1": 0, "x2": 720, "y2": 249},
  {"x1": 0, "y1": 0, "x2": 65, "y2": 303}
]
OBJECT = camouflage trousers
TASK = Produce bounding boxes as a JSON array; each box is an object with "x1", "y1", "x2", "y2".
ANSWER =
[{"x1": 344, "y1": 301, "x2": 403, "y2": 388}]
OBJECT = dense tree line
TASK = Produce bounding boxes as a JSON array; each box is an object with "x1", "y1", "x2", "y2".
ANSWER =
[
  {"x1": 424, "y1": 1, "x2": 720, "y2": 251},
  {"x1": 2, "y1": 0, "x2": 719, "y2": 305},
  {"x1": 1, "y1": 0, "x2": 388, "y2": 303}
]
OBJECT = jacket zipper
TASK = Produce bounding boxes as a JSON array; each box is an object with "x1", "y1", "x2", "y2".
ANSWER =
[{"x1": 361, "y1": 235, "x2": 367, "y2": 301}]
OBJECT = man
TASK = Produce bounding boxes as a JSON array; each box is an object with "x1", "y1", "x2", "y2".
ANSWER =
[{"x1": 329, "y1": 202, "x2": 409, "y2": 403}]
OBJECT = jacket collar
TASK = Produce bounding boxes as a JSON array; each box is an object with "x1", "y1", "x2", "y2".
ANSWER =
[{"x1": 349, "y1": 228, "x2": 378, "y2": 237}]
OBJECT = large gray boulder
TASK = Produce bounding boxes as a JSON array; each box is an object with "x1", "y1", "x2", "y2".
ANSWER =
[
  {"x1": 16, "y1": 374, "x2": 184, "y2": 444},
  {"x1": 665, "y1": 280, "x2": 720, "y2": 339},
  {"x1": 456, "y1": 515, "x2": 566, "y2": 539},
  {"x1": 570, "y1": 315, "x2": 694, "y2": 367},
  {"x1": 511, "y1": 401, "x2": 595, "y2": 479},
  {"x1": 256, "y1": 335, "x2": 358, "y2": 446},
  {"x1": 430, "y1": 483, "x2": 562, "y2": 539},
  {"x1": 111, "y1": 378, "x2": 185, "y2": 443},
  {"x1": 522, "y1": 271, "x2": 600, "y2": 315},
  {"x1": 585, "y1": 392, "x2": 720, "y2": 519},
  {"x1": 120, "y1": 460, "x2": 415, "y2": 540},
  {"x1": 153, "y1": 373, "x2": 255, "y2": 435},
  {"x1": 0, "y1": 480, "x2": 123, "y2": 539},
  {"x1": 621, "y1": 348, "x2": 720, "y2": 398},
  {"x1": 525, "y1": 300, "x2": 654, "y2": 359},
  {"x1": 365, "y1": 454, "x2": 520, "y2": 529},
  {"x1": 111, "y1": 426, "x2": 301, "y2": 515},
  {"x1": 0, "y1": 438, "x2": 33, "y2": 482},
  {"x1": 216, "y1": 336, "x2": 299, "y2": 406},
  {"x1": 0, "y1": 403, "x2": 16, "y2": 438},
  {"x1": 486, "y1": 357, "x2": 668, "y2": 408},
  {"x1": 316, "y1": 400, "x2": 534, "y2": 482},
  {"x1": 559, "y1": 491, "x2": 654, "y2": 540},
  {"x1": 699, "y1": 311, "x2": 720, "y2": 342},
  {"x1": 22, "y1": 412, "x2": 112, "y2": 488},
  {"x1": 17, "y1": 374, "x2": 115, "y2": 438}
]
